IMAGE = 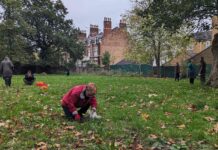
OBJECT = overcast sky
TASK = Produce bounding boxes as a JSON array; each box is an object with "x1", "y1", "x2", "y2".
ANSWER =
[{"x1": 61, "y1": 0, "x2": 133, "y2": 33}]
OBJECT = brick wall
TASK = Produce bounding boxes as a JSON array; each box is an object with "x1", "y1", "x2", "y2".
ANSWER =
[
  {"x1": 190, "y1": 47, "x2": 213, "y2": 65},
  {"x1": 100, "y1": 28, "x2": 129, "y2": 65}
]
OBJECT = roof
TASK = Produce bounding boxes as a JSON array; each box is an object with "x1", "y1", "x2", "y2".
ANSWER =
[
  {"x1": 194, "y1": 31, "x2": 212, "y2": 41},
  {"x1": 187, "y1": 45, "x2": 212, "y2": 61},
  {"x1": 115, "y1": 59, "x2": 136, "y2": 65}
]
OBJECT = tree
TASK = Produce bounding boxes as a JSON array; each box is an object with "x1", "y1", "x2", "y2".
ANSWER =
[
  {"x1": 22, "y1": 0, "x2": 84, "y2": 66},
  {"x1": 136, "y1": 0, "x2": 218, "y2": 87},
  {"x1": 125, "y1": 2, "x2": 191, "y2": 76},
  {"x1": 102, "y1": 51, "x2": 110, "y2": 69},
  {"x1": 0, "y1": 0, "x2": 30, "y2": 63}
]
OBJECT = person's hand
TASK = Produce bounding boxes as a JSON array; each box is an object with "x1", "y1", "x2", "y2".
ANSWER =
[
  {"x1": 92, "y1": 107, "x2": 96, "y2": 112},
  {"x1": 74, "y1": 114, "x2": 81, "y2": 121}
]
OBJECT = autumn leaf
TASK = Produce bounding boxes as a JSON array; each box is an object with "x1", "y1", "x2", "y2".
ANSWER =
[
  {"x1": 167, "y1": 138, "x2": 176, "y2": 145},
  {"x1": 148, "y1": 134, "x2": 158, "y2": 139},
  {"x1": 148, "y1": 94, "x2": 158, "y2": 98},
  {"x1": 35, "y1": 142, "x2": 47, "y2": 150},
  {"x1": 0, "y1": 122, "x2": 6, "y2": 127},
  {"x1": 73, "y1": 131, "x2": 82, "y2": 137},
  {"x1": 64, "y1": 126, "x2": 75, "y2": 131},
  {"x1": 0, "y1": 121, "x2": 10, "y2": 128},
  {"x1": 164, "y1": 112, "x2": 172, "y2": 116},
  {"x1": 204, "y1": 116, "x2": 215, "y2": 122},
  {"x1": 177, "y1": 124, "x2": 186, "y2": 129},
  {"x1": 54, "y1": 144, "x2": 61, "y2": 150},
  {"x1": 204, "y1": 105, "x2": 209, "y2": 111},
  {"x1": 141, "y1": 113, "x2": 149, "y2": 121},
  {"x1": 130, "y1": 103, "x2": 137, "y2": 108},
  {"x1": 135, "y1": 144, "x2": 143, "y2": 150},
  {"x1": 213, "y1": 123, "x2": 218, "y2": 133},
  {"x1": 160, "y1": 123, "x2": 166, "y2": 129},
  {"x1": 187, "y1": 104, "x2": 197, "y2": 111}
]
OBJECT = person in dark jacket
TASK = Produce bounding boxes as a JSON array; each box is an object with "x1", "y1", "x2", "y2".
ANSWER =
[
  {"x1": 199, "y1": 57, "x2": 206, "y2": 85},
  {"x1": 175, "y1": 62, "x2": 180, "y2": 81},
  {"x1": 188, "y1": 60, "x2": 196, "y2": 84},
  {"x1": 0, "y1": 56, "x2": 14, "y2": 87},
  {"x1": 23, "y1": 70, "x2": 35, "y2": 85},
  {"x1": 61, "y1": 83, "x2": 98, "y2": 121}
]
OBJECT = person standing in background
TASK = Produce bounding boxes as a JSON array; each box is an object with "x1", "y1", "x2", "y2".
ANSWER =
[
  {"x1": 188, "y1": 60, "x2": 196, "y2": 84},
  {"x1": 0, "y1": 56, "x2": 14, "y2": 87},
  {"x1": 175, "y1": 62, "x2": 180, "y2": 81},
  {"x1": 199, "y1": 57, "x2": 206, "y2": 85}
]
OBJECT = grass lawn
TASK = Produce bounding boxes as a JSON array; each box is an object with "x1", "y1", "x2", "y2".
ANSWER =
[{"x1": 0, "y1": 74, "x2": 217, "y2": 149}]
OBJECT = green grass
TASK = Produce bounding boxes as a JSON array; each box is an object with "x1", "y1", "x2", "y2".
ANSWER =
[{"x1": 0, "y1": 75, "x2": 217, "y2": 149}]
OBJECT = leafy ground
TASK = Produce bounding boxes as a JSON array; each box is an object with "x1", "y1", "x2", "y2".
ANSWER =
[{"x1": 0, "y1": 75, "x2": 217, "y2": 150}]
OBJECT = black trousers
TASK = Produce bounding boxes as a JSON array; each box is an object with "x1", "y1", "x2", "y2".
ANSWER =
[
  {"x1": 23, "y1": 79, "x2": 34, "y2": 85},
  {"x1": 62, "y1": 105, "x2": 90, "y2": 119},
  {"x1": 175, "y1": 73, "x2": 180, "y2": 81},
  {"x1": 190, "y1": 78, "x2": 195, "y2": 84},
  {"x1": 200, "y1": 75, "x2": 206, "y2": 84},
  {"x1": 3, "y1": 76, "x2": 12, "y2": 86}
]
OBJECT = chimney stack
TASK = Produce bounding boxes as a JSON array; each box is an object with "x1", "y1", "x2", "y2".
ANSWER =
[
  {"x1": 78, "y1": 30, "x2": 86, "y2": 41},
  {"x1": 104, "y1": 17, "x2": 112, "y2": 37},
  {"x1": 90, "y1": 24, "x2": 99, "y2": 37},
  {"x1": 119, "y1": 19, "x2": 126, "y2": 29}
]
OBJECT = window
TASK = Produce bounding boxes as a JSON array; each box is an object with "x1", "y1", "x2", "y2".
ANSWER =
[{"x1": 205, "y1": 41, "x2": 211, "y2": 48}]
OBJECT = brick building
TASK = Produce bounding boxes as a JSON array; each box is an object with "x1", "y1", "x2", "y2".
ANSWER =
[
  {"x1": 167, "y1": 31, "x2": 212, "y2": 66},
  {"x1": 77, "y1": 17, "x2": 129, "y2": 67}
]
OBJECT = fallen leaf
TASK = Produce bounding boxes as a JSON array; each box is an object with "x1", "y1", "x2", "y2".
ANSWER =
[
  {"x1": 64, "y1": 126, "x2": 75, "y2": 130},
  {"x1": 73, "y1": 131, "x2": 82, "y2": 137},
  {"x1": 204, "y1": 116, "x2": 215, "y2": 122},
  {"x1": 35, "y1": 142, "x2": 47, "y2": 150},
  {"x1": 164, "y1": 112, "x2": 172, "y2": 116},
  {"x1": 130, "y1": 103, "x2": 137, "y2": 108},
  {"x1": 148, "y1": 94, "x2": 158, "y2": 98},
  {"x1": 204, "y1": 105, "x2": 209, "y2": 111},
  {"x1": 177, "y1": 124, "x2": 186, "y2": 129},
  {"x1": 160, "y1": 123, "x2": 166, "y2": 129},
  {"x1": 187, "y1": 104, "x2": 197, "y2": 111},
  {"x1": 136, "y1": 144, "x2": 143, "y2": 150},
  {"x1": 213, "y1": 123, "x2": 218, "y2": 133},
  {"x1": 167, "y1": 138, "x2": 175, "y2": 145},
  {"x1": 148, "y1": 134, "x2": 158, "y2": 139},
  {"x1": 141, "y1": 113, "x2": 149, "y2": 121},
  {"x1": 0, "y1": 122, "x2": 6, "y2": 127},
  {"x1": 54, "y1": 144, "x2": 60, "y2": 149}
]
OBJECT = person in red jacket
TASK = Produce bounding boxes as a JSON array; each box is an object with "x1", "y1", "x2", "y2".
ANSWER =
[{"x1": 61, "y1": 82, "x2": 97, "y2": 121}]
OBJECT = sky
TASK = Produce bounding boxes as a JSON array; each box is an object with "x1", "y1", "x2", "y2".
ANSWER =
[{"x1": 61, "y1": 0, "x2": 133, "y2": 33}]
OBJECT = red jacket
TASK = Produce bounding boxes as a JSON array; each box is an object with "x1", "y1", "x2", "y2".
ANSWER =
[{"x1": 61, "y1": 85, "x2": 97, "y2": 113}]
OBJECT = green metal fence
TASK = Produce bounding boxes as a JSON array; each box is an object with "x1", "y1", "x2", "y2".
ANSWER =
[{"x1": 110, "y1": 64, "x2": 212, "y2": 78}]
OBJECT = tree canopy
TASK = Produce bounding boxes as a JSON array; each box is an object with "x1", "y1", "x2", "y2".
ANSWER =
[
  {"x1": 136, "y1": 0, "x2": 218, "y2": 31},
  {"x1": 135, "y1": 0, "x2": 218, "y2": 87},
  {"x1": 0, "y1": 0, "x2": 84, "y2": 67}
]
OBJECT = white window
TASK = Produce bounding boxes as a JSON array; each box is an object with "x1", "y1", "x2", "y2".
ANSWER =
[
  {"x1": 205, "y1": 41, "x2": 211, "y2": 48},
  {"x1": 94, "y1": 47, "x2": 98, "y2": 57}
]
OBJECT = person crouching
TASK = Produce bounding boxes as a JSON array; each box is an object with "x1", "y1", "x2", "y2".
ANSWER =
[
  {"x1": 23, "y1": 70, "x2": 35, "y2": 85},
  {"x1": 61, "y1": 83, "x2": 97, "y2": 121}
]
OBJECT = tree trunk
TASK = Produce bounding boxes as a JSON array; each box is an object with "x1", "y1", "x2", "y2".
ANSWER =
[
  {"x1": 206, "y1": 34, "x2": 218, "y2": 87},
  {"x1": 155, "y1": 55, "x2": 161, "y2": 77}
]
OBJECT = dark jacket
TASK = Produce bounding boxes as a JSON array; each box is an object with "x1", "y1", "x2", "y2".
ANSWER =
[
  {"x1": 24, "y1": 73, "x2": 35, "y2": 81},
  {"x1": 188, "y1": 63, "x2": 196, "y2": 78},
  {"x1": 199, "y1": 60, "x2": 206, "y2": 75},
  {"x1": 0, "y1": 58, "x2": 14, "y2": 77}
]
